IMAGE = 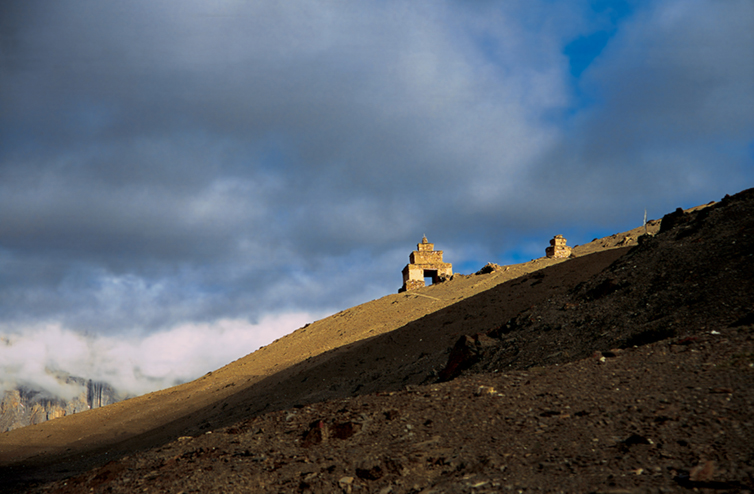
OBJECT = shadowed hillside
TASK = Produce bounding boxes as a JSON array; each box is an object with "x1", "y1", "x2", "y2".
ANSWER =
[{"x1": 1, "y1": 189, "x2": 753, "y2": 493}]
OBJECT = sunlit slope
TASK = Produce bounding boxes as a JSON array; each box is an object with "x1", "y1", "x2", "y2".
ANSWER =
[{"x1": 0, "y1": 221, "x2": 657, "y2": 474}]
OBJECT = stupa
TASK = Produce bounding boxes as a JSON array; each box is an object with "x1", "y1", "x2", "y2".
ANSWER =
[
  {"x1": 399, "y1": 236, "x2": 453, "y2": 292},
  {"x1": 545, "y1": 234, "x2": 572, "y2": 258}
]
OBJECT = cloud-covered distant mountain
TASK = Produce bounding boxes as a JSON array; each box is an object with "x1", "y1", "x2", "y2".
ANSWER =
[{"x1": 0, "y1": 371, "x2": 126, "y2": 432}]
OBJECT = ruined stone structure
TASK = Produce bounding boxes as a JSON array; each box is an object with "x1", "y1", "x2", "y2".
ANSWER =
[
  {"x1": 545, "y1": 234, "x2": 572, "y2": 258},
  {"x1": 399, "y1": 236, "x2": 453, "y2": 292}
]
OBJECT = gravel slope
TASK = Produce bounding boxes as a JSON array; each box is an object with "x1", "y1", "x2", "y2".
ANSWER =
[{"x1": 2, "y1": 189, "x2": 752, "y2": 493}]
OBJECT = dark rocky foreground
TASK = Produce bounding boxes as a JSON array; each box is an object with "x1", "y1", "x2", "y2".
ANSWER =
[
  {"x1": 5, "y1": 188, "x2": 754, "y2": 493},
  {"x1": 28, "y1": 326, "x2": 754, "y2": 494}
]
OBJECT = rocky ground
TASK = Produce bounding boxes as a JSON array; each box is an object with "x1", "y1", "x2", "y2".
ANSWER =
[
  {"x1": 29, "y1": 325, "x2": 754, "y2": 494},
  {"x1": 2, "y1": 189, "x2": 752, "y2": 493}
]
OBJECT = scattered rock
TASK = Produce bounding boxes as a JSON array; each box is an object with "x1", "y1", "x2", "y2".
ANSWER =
[
  {"x1": 302, "y1": 420, "x2": 328, "y2": 447},
  {"x1": 476, "y1": 263, "x2": 501, "y2": 275},
  {"x1": 332, "y1": 421, "x2": 361, "y2": 440},
  {"x1": 690, "y1": 460, "x2": 716, "y2": 482},
  {"x1": 623, "y1": 434, "x2": 652, "y2": 446},
  {"x1": 439, "y1": 334, "x2": 499, "y2": 381},
  {"x1": 659, "y1": 207, "x2": 690, "y2": 233},
  {"x1": 356, "y1": 462, "x2": 383, "y2": 480},
  {"x1": 474, "y1": 386, "x2": 496, "y2": 396}
]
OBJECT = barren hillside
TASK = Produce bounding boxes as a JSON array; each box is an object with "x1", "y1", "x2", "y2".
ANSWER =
[{"x1": 1, "y1": 189, "x2": 752, "y2": 493}]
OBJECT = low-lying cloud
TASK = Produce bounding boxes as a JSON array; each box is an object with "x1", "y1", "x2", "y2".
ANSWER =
[{"x1": 0, "y1": 312, "x2": 317, "y2": 399}]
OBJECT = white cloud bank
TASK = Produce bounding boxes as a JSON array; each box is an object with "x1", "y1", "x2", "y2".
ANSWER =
[{"x1": 0, "y1": 312, "x2": 317, "y2": 399}]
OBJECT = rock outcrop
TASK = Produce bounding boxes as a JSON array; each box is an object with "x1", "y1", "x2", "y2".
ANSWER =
[{"x1": 0, "y1": 374, "x2": 126, "y2": 432}]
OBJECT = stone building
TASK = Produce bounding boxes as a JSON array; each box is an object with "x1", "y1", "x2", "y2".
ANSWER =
[
  {"x1": 399, "y1": 236, "x2": 453, "y2": 292},
  {"x1": 545, "y1": 234, "x2": 572, "y2": 258}
]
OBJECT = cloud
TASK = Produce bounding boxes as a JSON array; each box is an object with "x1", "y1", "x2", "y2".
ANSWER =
[
  {"x1": 524, "y1": 0, "x2": 754, "y2": 226},
  {"x1": 0, "y1": 0, "x2": 752, "y2": 397},
  {"x1": 0, "y1": 1, "x2": 566, "y2": 329},
  {"x1": 0, "y1": 312, "x2": 317, "y2": 398}
]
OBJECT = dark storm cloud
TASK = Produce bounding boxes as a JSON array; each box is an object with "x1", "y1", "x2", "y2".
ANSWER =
[
  {"x1": 519, "y1": 0, "x2": 754, "y2": 229},
  {"x1": 2, "y1": 1, "x2": 556, "y2": 275},
  {"x1": 1, "y1": 0, "x2": 752, "y2": 396}
]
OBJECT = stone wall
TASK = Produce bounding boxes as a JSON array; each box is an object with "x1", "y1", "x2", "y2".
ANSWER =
[{"x1": 409, "y1": 250, "x2": 444, "y2": 264}]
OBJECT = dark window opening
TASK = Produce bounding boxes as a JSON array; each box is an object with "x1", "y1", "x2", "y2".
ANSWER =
[{"x1": 424, "y1": 269, "x2": 438, "y2": 286}]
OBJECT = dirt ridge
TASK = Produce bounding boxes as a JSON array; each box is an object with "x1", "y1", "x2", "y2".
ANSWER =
[{"x1": 2, "y1": 189, "x2": 753, "y2": 493}]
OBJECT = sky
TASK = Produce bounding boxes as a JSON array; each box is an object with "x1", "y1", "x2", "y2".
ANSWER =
[{"x1": 1, "y1": 0, "x2": 753, "y2": 399}]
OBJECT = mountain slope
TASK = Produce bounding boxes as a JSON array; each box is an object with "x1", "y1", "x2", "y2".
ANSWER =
[
  {"x1": 0, "y1": 243, "x2": 638, "y2": 489},
  {"x1": 2, "y1": 189, "x2": 753, "y2": 493}
]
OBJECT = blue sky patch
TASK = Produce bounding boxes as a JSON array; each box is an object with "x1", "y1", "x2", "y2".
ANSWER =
[{"x1": 563, "y1": 30, "x2": 614, "y2": 79}]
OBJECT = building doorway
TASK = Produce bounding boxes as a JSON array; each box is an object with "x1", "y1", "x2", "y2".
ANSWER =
[{"x1": 424, "y1": 269, "x2": 438, "y2": 286}]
